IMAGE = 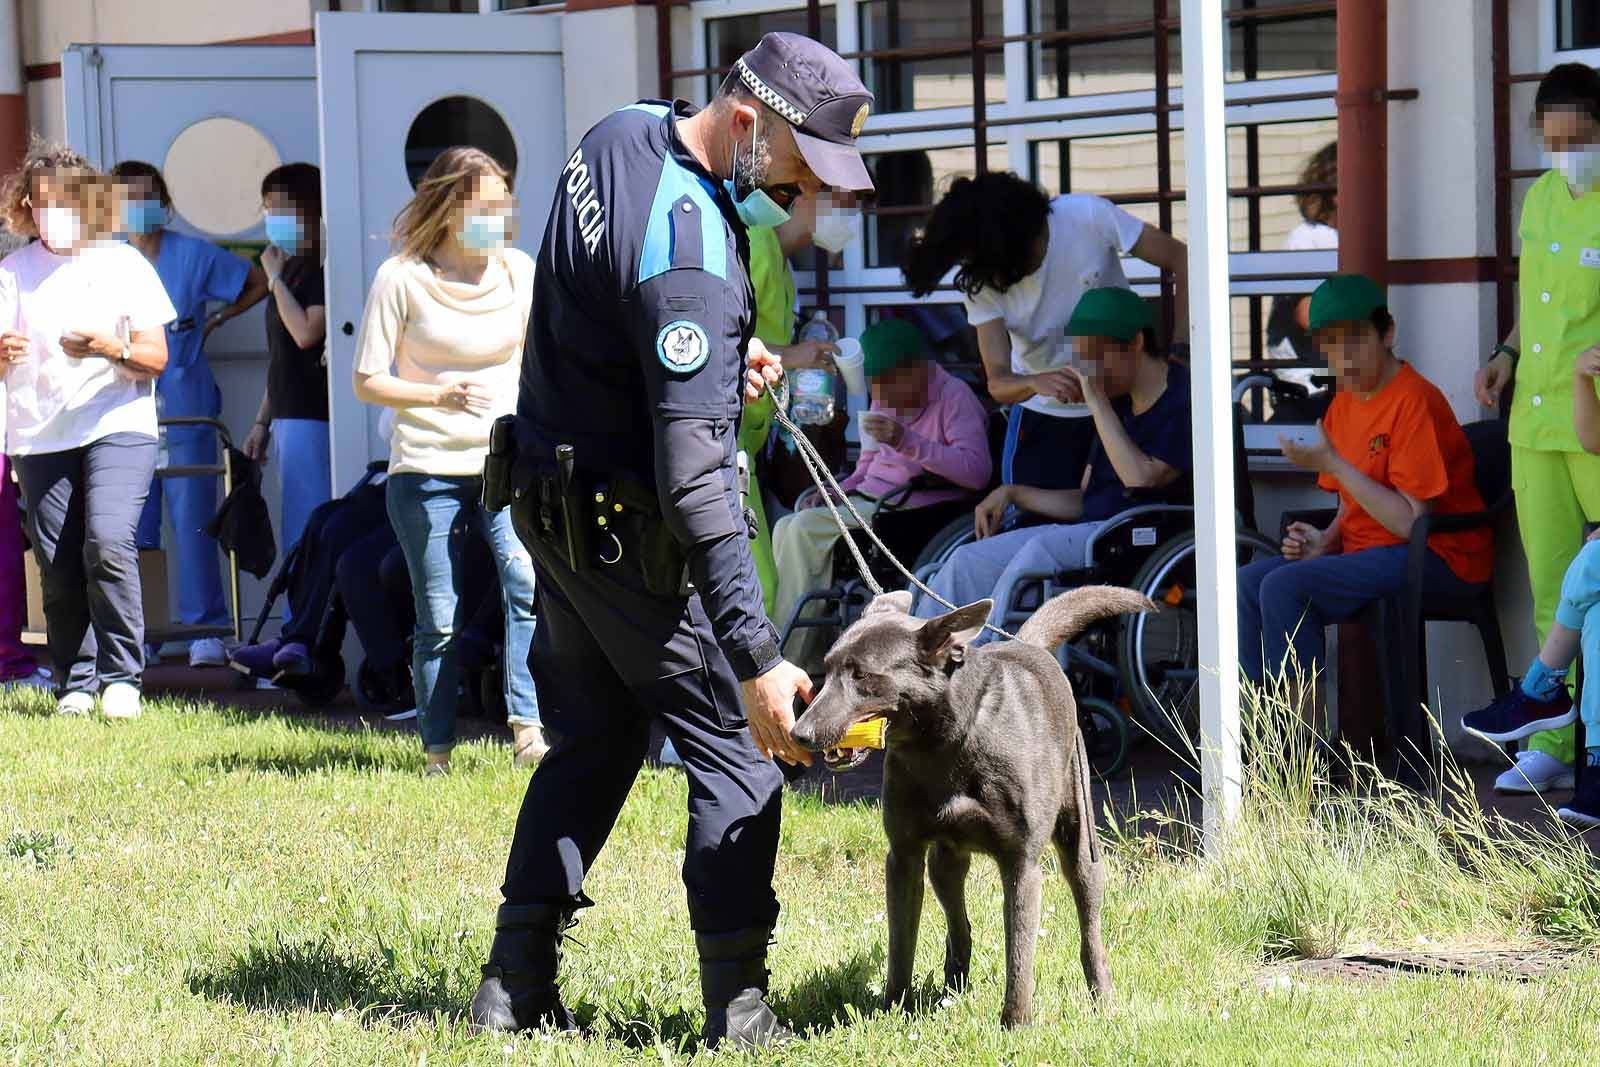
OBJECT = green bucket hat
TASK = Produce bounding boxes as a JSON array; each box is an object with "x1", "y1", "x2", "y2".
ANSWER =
[
  {"x1": 1064, "y1": 287, "x2": 1155, "y2": 342},
  {"x1": 1308, "y1": 274, "x2": 1387, "y2": 331},
  {"x1": 860, "y1": 318, "x2": 927, "y2": 378}
]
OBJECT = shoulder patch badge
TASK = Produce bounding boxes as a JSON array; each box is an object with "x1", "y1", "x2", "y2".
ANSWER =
[{"x1": 657, "y1": 319, "x2": 710, "y2": 374}]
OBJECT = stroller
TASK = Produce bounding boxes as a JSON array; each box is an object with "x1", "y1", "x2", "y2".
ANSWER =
[
  {"x1": 241, "y1": 465, "x2": 513, "y2": 720},
  {"x1": 237, "y1": 463, "x2": 409, "y2": 710}
]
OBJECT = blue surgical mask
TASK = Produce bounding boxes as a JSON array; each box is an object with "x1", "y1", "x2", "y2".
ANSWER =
[
  {"x1": 122, "y1": 198, "x2": 167, "y2": 235},
  {"x1": 723, "y1": 111, "x2": 792, "y2": 228},
  {"x1": 264, "y1": 212, "x2": 304, "y2": 254},
  {"x1": 458, "y1": 213, "x2": 509, "y2": 252},
  {"x1": 1552, "y1": 147, "x2": 1600, "y2": 191}
]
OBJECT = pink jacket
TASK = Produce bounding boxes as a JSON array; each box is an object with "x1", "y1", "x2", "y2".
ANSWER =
[{"x1": 839, "y1": 363, "x2": 992, "y2": 507}]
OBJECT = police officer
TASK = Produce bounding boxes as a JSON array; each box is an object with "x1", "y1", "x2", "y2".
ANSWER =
[{"x1": 469, "y1": 33, "x2": 874, "y2": 1050}]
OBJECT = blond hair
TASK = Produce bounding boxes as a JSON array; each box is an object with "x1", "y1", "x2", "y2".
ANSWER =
[
  {"x1": 392, "y1": 147, "x2": 512, "y2": 262},
  {"x1": 0, "y1": 138, "x2": 119, "y2": 242}
]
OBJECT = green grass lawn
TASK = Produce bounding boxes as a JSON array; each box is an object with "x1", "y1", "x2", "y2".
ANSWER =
[{"x1": 3, "y1": 689, "x2": 1600, "y2": 1065}]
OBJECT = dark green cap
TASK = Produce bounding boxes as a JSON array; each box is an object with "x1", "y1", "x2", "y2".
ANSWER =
[
  {"x1": 1064, "y1": 287, "x2": 1155, "y2": 342},
  {"x1": 1309, "y1": 274, "x2": 1387, "y2": 331},
  {"x1": 861, "y1": 318, "x2": 927, "y2": 378}
]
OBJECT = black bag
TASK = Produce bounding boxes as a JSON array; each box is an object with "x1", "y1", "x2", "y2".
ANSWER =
[{"x1": 206, "y1": 447, "x2": 277, "y2": 578}]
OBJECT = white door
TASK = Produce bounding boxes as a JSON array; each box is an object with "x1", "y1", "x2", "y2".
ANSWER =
[
  {"x1": 62, "y1": 44, "x2": 319, "y2": 626},
  {"x1": 315, "y1": 12, "x2": 566, "y2": 494}
]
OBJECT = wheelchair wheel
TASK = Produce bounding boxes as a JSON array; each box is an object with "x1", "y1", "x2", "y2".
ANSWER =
[
  {"x1": 1078, "y1": 696, "x2": 1131, "y2": 779},
  {"x1": 289, "y1": 655, "x2": 347, "y2": 708},
  {"x1": 911, "y1": 512, "x2": 978, "y2": 573},
  {"x1": 1116, "y1": 528, "x2": 1279, "y2": 754},
  {"x1": 354, "y1": 660, "x2": 410, "y2": 711}
]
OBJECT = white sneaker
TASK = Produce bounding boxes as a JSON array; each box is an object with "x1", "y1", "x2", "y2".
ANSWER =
[
  {"x1": 4, "y1": 667, "x2": 53, "y2": 691},
  {"x1": 56, "y1": 691, "x2": 95, "y2": 716},
  {"x1": 188, "y1": 638, "x2": 228, "y2": 668},
  {"x1": 100, "y1": 682, "x2": 142, "y2": 720},
  {"x1": 1493, "y1": 748, "x2": 1575, "y2": 794}
]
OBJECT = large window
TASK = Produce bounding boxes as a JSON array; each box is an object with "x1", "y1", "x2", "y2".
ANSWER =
[
  {"x1": 706, "y1": 9, "x2": 840, "y2": 98},
  {"x1": 860, "y1": 0, "x2": 1003, "y2": 113},
  {"x1": 866, "y1": 144, "x2": 1008, "y2": 268},
  {"x1": 667, "y1": 0, "x2": 1338, "y2": 383},
  {"x1": 1557, "y1": 0, "x2": 1600, "y2": 52}
]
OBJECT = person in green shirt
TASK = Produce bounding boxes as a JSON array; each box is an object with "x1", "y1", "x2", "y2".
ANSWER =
[
  {"x1": 1476, "y1": 63, "x2": 1600, "y2": 789},
  {"x1": 741, "y1": 195, "x2": 850, "y2": 612}
]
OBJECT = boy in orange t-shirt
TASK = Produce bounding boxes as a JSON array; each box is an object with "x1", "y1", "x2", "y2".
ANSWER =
[{"x1": 1238, "y1": 274, "x2": 1492, "y2": 690}]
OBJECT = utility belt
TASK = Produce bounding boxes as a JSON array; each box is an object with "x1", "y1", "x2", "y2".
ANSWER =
[{"x1": 483, "y1": 415, "x2": 701, "y2": 597}]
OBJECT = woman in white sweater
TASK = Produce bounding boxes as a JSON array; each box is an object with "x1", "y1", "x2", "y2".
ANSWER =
[{"x1": 353, "y1": 147, "x2": 541, "y2": 774}]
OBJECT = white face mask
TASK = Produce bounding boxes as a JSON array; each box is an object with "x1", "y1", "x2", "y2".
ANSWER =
[
  {"x1": 38, "y1": 206, "x2": 82, "y2": 251},
  {"x1": 1552, "y1": 146, "x2": 1600, "y2": 191},
  {"x1": 811, "y1": 195, "x2": 860, "y2": 254}
]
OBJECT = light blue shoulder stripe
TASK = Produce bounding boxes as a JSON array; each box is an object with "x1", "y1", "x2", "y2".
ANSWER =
[
  {"x1": 621, "y1": 103, "x2": 671, "y2": 118},
  {"x1": 638, "y1": 155, "x2": 726, "y2": 285}
]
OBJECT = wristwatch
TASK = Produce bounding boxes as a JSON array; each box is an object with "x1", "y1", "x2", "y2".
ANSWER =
[{"x1": 117, "y1": 340, "x2": 131, "y2": 363}]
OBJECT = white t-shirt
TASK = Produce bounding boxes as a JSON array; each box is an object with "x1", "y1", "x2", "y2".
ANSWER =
[
  {"x1": 1283, "y1": 219, "x2": 1338, "y2": 252},
  {"x1": 1269, "y1": 220, "x2": 1340, "y2": 378},
  {"x1": 2, "y1": 240, "x2": 177, "y2": 455},
  {"x1": 962, "y1": 194, "x2": 1146, "y2": 418},
  {"x1": 353, "y1": 249, "x2": 534, "y2": 476}
]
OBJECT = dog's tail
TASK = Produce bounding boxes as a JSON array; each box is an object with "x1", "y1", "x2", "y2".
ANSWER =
[{"x1": 1015, "y1": 585, "x2": 1157, "y2": 652}]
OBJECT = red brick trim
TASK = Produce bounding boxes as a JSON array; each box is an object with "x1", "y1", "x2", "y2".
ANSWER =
[{"x1": 1386, "y1": 257, "x2": 1498, "y2": 285}]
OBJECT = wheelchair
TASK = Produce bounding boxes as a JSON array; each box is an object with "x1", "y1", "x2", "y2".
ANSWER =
[{"x1": 910, "y1": 394, "x2": 1283, "y2": 768}]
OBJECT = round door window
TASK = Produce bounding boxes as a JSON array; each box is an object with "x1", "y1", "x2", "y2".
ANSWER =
[
  {"x1": 163, "y1": 117, "x2": 282, "y2": 235},
  {"x1": 404, "y1": 96, "x2": 518, "y2": 187}
]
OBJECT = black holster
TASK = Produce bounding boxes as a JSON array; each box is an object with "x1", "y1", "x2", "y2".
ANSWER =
[{"x1": 482, "y1": 415, "x2": 519, "y2": 514}]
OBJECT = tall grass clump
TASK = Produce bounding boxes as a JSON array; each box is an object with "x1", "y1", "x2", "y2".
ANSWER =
[{"x1": 1109, "y1": 662, "x2": 1600, "y2": 963}]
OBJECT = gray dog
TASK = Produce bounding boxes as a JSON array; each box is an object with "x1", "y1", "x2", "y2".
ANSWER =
[{"x1": 791, "y1": 585, "x2": 1154, "y2": 1027}]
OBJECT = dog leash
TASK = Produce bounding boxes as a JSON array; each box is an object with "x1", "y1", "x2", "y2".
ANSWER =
[
  {"x1": 766, "y1": 376, "x2": 1102, "y2": 819},
  {"x1": 764, "y1": 375, "x2": 1020, "y2": 643}
]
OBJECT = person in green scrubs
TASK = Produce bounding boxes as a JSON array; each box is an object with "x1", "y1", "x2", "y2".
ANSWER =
[
  {"x1": 1475, "y1": 63, "x2": 1600, "y2": 790},
  {"x1": 741, "y1": 194, "x2": 852, "y2": 612}
]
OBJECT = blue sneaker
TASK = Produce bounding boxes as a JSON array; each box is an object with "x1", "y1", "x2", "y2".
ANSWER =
[
  {"x1": 271, "y1": 641, "x2": 314, "y2": 679},
  {"x1": 1461, "y1": 685, "x2": 1575, "y2": 745},
  {"x1": 228, "y1": 639, "x2": 282, "y2": 678},
  {"x1": 1556, "y1": 769, "x2": 1600, "y2": 829}
]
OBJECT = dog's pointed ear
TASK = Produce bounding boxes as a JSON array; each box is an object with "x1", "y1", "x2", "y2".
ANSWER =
[
  {"x1": 866, "y1": 590, "x2": 914, "y2": 617},
  {"x1": 917, "y1": 600, "x2": 992, "y2": 664}
]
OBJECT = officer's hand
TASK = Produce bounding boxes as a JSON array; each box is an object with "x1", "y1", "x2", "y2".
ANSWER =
[
  {"x1": 740, "y1": 660, "x2": 815, "y2": 767},
  {"x1": 744, "y1": 338, "x2": 783, "y2": 404}
]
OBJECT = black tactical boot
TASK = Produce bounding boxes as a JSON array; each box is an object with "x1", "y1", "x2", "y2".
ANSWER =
[
  {"x1": 697, "y1": 927, "x2": 795, "y2": 1050},
  {"x1": 469, "y1": 901, "x2": 582, "y2": 1035}
]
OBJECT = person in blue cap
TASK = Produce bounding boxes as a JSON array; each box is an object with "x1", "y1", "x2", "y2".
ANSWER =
[
  {"x1": 469, "y1": 32, "x2": 874, "y2": 1049},
  {"x1": 111, "y1": 162, "x2": 270, "y2": 667}
]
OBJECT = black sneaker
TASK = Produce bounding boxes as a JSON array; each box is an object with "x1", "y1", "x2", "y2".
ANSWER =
[
  {"x1": 1557, "y1": 768, "x2": 1600, "y2": 830},
  {"x1": 1461, "y1": 685, "x2": 1575, "y2": 745}
]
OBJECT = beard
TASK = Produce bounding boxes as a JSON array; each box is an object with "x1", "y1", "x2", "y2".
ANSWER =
[{"x1": 733, "y1": 127, "x2": 775, "y2": 199}]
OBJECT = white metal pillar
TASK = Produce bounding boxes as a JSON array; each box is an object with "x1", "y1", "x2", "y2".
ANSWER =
[{"x1": 1178, "y1": 0, "x2": 1241, "y2": 846}]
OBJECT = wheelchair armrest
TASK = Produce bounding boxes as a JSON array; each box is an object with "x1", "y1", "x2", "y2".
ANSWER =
[
  {"x1": 878, "y1": 473, "x2": 962, "y2": 514},
  {"x1": 1084, "y1": 505, "x2": 1197, "y2": 568}
]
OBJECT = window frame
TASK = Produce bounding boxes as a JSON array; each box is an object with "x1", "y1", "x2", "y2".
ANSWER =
[
  {"x1": 678, "y1": 0, "x2": 1336, "y2": 350},
  {"x1": 1542, "y1": 0, "x2": 1600, "y2": 70}
]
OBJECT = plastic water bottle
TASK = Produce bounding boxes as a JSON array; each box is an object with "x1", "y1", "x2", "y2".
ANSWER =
[{"x1": 790, "y1": 310, "x2": 840, "y2": 426}]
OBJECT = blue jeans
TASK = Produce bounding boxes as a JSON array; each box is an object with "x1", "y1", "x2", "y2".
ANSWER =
[
  {"x1": 272, "y1": 418, "x2": 332, "y2": 628},
  {"x1": 1237, "y1": 545, "x2": 1483, "y2": 686},
  {"x1": 387, "y1": 473, "x2": 539, "y2": 753}
]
